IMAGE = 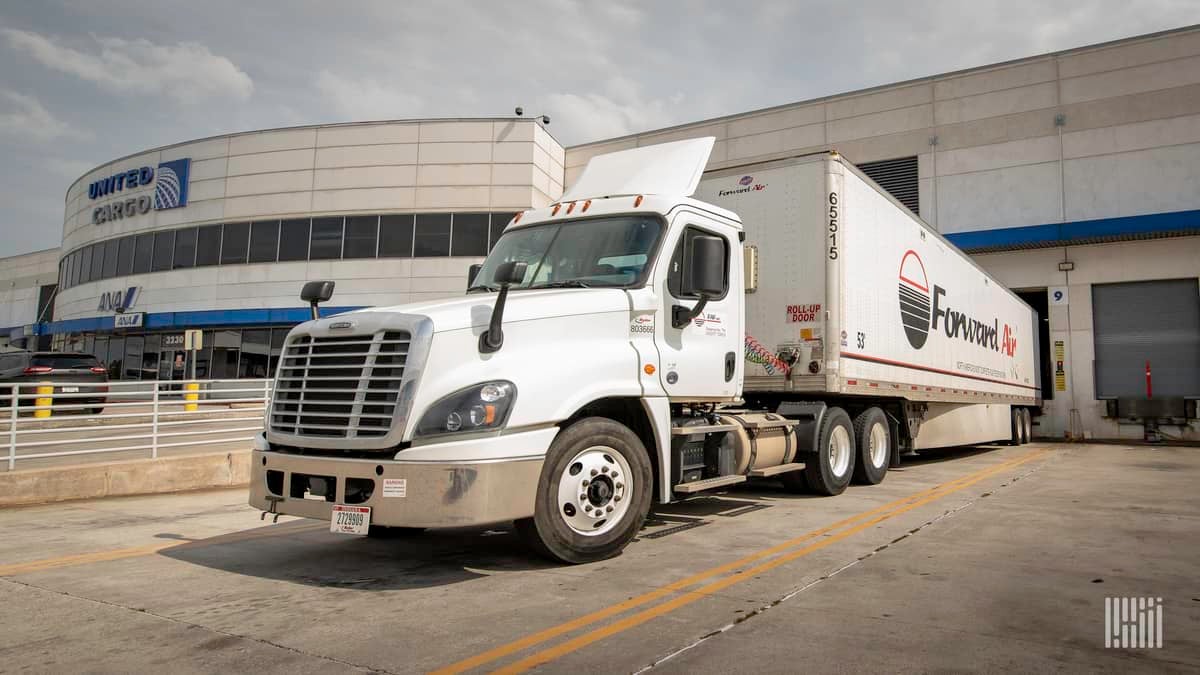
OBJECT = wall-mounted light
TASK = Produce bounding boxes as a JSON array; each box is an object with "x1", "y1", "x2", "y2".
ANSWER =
[
  {"x1": 514, "y1": 107, "x2": 550, "y2": 125},
  {"x1": 1058, "y1": 260, "x2": 1075, "y2": 271}
]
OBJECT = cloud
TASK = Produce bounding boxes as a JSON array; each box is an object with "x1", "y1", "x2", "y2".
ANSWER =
[
  {"x1": 1, "y1": 28, "x2": 253, "y2": 104},
  {"x1": 314, "y1": 70, "x2": 425, "y2": 121},
  {"x1": 0, "y1": 90, "x2": 88, "y2": 142},
  {"x1": 546, "y1": 77, "x2": 684, "y2": 141}
]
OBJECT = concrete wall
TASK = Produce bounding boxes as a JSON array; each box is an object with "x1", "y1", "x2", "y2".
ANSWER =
[
  {"x1": 0, "y1": 247, "x2": 60, "y2": 335},
  {"x1": 56, "y1": 119, "x2": 564, "y2": 321}
]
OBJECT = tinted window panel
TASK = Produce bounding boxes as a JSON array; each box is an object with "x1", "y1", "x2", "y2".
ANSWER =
[
  {"x1": 31, "y1": 354, "x2": 101, "y2": 369},
  {"x1": 249, "y1": 220, "x2": 279, "y2": 263},
  {"x1": 414, "y1": 213, "x2": 451, "y2": 257},
  {"x1": 239, "y1": 329, "x2": 271, "y2": 378},
  {"x1": 451, "y1": 213, "x2": 489, "y2": 256},
  {"x1": 490, "y1": 213, "x2": 515, "y2": 251},
  {"x1": 221, "y1": 222, "x2": 249, "y2": 264},
  {"x1": 69, "y1": 252, "x2": 80, "y2": 288},
  {"x1": 196, "y1": 225, "x2": 221, "y2": 266},
  {"x1": 278, "y1": 219, "x2": 310, "y2": 261},
  {"x1": 379, "y1": 214, "x2": 413, "y2": 257},
  {"x1": 133, "y1": 234, "x2": 154, "y2": 274},
  {"x1": 309, "y1": 217, "x2": 343, "y2": 260},
  {"x1": 101, "y1": 239, "x2": 119, "y2": 279},
  {"x1": 343, "y1": 215, "x2": 378, "y2": 258},
  {"x1": 117, "y1": 236, "x2": 135, "y2": 276},
  {"x1": 152, "y1": 231, "x2": 175, "y2": 272},
  {"x1": 79, "y1": 245, "x2": 94, "y2": 283},
  {"x1": 173, "y1": 228, "x2": 197, "y2": 268}
]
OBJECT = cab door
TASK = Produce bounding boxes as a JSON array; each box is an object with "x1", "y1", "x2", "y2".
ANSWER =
[{"x1": 655, "y1": 216, "x2": 743, "y2": 399}]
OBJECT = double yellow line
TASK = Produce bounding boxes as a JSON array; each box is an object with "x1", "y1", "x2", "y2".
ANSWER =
[{"x1": 436, "y1": 447, "x2": 1050, "y2": 674}]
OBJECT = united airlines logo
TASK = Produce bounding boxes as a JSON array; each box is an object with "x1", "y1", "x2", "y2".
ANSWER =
[
  {"x1": 90, "y1": 157, "x2": 190, "y2": 224},
  {"x1": 154, "y1": 158, "x2": 190, "y2": 210},
  {"x1": 898, "y1": 250, "x2": 931, "y2": 349}
]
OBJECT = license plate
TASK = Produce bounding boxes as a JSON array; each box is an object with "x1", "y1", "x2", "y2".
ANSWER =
[
  {"x1": 330, "y1": 505, "x2": 370, "y2": 535},
  {"x1": 61, "y1": 387, "x2": 79, "y2": 393}
]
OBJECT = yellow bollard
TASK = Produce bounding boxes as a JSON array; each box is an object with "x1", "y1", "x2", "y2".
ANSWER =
[
  {"x1": 34, "y1": 383, "x2": 53, "y2": 418},
  {"x1": 184, "y1": 381, "x2": 200, "y2": 412}
]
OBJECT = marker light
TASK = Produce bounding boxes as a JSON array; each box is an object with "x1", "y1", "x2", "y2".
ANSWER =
[
  {"x1": 634, "y1": 195, "x2": 644, "y2": 207},
  {"x1": 566, "y1": 201, "x2": 576, "y2": 214},
  {"x1": 552, "y1": 204, "x2": 562, "y2": 216},
  {"x1": 582, "y1": 199, "x2": 592, "y2": 212}
]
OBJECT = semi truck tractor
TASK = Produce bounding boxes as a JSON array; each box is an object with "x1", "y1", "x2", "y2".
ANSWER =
[{"x1": 250, "y1": 137, "x2": 1040, "y2": 563}]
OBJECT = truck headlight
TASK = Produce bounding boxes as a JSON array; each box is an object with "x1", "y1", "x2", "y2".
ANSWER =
[{"x1": 414, "y1": 381, "x2": 516, "y2": 438}]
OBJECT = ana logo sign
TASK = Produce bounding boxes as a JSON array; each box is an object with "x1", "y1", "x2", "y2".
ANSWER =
[
  {"x1": 98, "y1": 286, "x2": 140, "y2": 313},
  {"x1": 91, "y1": 158, "x2": 191, "y2": 224},
  {"x1": 897, "y1": 250, "x2": 1017, "y2": 357}
]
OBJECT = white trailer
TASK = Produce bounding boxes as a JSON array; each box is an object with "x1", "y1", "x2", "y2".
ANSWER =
[{"x1": 250, "y1": 138, "x2": 1040, "y2": 563}]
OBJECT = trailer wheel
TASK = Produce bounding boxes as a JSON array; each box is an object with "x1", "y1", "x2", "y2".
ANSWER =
[
  {"x1": 1016, "y1": 408, "x2": 1029, "y2": 445},
  {"x1": 516, "y1": 417, "x2": 652, "y2": 564},
  {"x1": 1021, "y1": 408, "x2": 1034, "y2": 443},
  {"x1": 851, "y1": 408, "x2": 889, "y2": 485},
  {"x1": 801, "y1": 407, "x2": 855, "y2": 496},
  {"x1": 1009, "y1": 408, "x2": 1022, "y2": 445}
]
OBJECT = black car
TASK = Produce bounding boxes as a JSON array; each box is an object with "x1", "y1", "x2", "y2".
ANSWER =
[{"x1": 0, "y1": 351, "x2": 109, "y2": 414}]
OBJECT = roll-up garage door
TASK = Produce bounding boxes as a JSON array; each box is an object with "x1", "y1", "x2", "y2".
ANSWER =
[{"x1": 1092, "y1": 278, "x2": 1200, "y2": 398}]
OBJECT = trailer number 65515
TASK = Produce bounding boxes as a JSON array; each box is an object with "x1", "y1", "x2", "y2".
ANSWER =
[{"x1": 828, "y1": 192, "x2": 839, "y2": 260}]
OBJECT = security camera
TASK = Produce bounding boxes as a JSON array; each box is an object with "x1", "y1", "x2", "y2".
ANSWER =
[
  {"x1": 515, "y1": 107, "x2": 524, "y2": 116},
  {"x1": 540, "y1": 115, "x2": 550, "y2": 125}
]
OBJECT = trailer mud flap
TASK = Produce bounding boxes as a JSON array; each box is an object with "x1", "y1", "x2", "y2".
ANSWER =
[{"x1": 775, "y1": 401, "x2": 827, "y2": 455}]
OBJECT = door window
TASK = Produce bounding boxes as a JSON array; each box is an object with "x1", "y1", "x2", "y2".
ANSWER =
[{"x1": 667, "y1": 226, "x2": 730, "y2": 300}]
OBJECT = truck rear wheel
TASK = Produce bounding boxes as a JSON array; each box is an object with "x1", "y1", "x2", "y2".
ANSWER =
[
  {"x1": 851, "y1": 408, "x2": 889, "y2": 485},
  {"x1": 1009, "y1": 408, "x2": 1022, "y2": 445},
  {"x1": 801, "y1": 407, "x2": 855, "y2": 496},
  {"x1": 1022, "y1": 408, "x2": 1034, "y2": 443},
  {"x1": 516, "y1": 417, "x2": 652, "y2": 564}
]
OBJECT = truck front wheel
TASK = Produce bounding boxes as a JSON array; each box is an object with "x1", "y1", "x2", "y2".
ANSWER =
[
  {"x1": 516, "y1": 417, "x2": 652, "y2": 564},
  {"x1": 801, "y1": 407, "x2": 855, "y2": 496}
]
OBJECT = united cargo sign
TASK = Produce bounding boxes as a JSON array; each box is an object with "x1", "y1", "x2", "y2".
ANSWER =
[
  {"x1": 898, "y1": 250, "x2": 1017, "y2": 357},
  {"x1": 89, "y1": 158, "x2": 191, "y2": 224}
]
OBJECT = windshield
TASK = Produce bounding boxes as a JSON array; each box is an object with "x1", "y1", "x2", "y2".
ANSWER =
[{"x1": 469, "y1": 215, "x2": 663, "y2": 291}]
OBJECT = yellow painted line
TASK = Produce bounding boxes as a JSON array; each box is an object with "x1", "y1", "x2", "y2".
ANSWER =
[
  {"x1": 0, "y1": 520, "x2": 323, "y2": 577},
  {"x1": 493, "y1": 448, "x2": 1050, "y2": 674},
  {"x1": 432, "y1": 447, "x2": 1048, "y2": 675}
]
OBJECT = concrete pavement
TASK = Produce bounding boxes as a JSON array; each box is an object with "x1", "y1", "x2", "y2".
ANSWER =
[{"x1": 0, "y1": 443, "x2": 1196, "y2": 673}]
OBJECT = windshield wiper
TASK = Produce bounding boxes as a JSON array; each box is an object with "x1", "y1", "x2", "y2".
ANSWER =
[
  {"x1": 528, "y1": 280, "x2": 598, "y2": 289},
  {"x1": 467, "y1": 284, "x2": 500, "y2": 293}
]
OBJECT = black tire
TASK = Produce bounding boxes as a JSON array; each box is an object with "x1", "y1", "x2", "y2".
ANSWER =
[
  {"x1": 801, "y1": 407, "x2": 855, "y2": 496},
  {"x1": 367, "y1": 525, "x2": 426, "y2": 539},
  {"x1": 1016, "y1": 408, "x2": 1029, "y2": 445},
  {"x1": 517, "y1": 417, "x2": 652, "y2": 564},
  {"x1": 851, "y1": 408, "x2": 889, "y2": 485},
  {"x1": 1009, "y1": 408, "x2": 1022, "y2": 445},
  {"x1": 1022, "y1": 408, "x2": 1034, "y2": 443},
  {"x1": 88, "y1": 407, "x2": 104, "y2": 415}
]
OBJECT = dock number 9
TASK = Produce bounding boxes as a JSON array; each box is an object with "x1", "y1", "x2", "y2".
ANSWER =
[{"x1": 828, "y1": 192, "x2": 839, "y2": 260}]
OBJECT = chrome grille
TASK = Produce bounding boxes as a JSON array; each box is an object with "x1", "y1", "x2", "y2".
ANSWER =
[{"x1": 270, "y1": 330, "x2": 410, "y2": 438}]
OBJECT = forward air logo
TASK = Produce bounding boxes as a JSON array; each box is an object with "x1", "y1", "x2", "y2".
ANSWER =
[
  {"x1": 718, "y1": 175, "x2": 767, "y2": 197},
  {"x1": 897, "y1": 250, "x2": 1017, "y2": 357}
]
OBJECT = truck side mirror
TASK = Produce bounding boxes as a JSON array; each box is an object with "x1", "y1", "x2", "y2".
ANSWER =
[
  {"x1": 493, "y1": 260, "x2": 527, "y2": 286},
  {"x1": 685, "y1": 235, "x2": 725, "y2": 297},
  {"x1": 300, "y1": 280, "x2": 335, "y2": 320},
  {"x1": 467, "y1": 263, "x2": 483, "y2": 289}
]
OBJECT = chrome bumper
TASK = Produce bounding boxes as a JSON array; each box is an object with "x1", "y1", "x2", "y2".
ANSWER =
[{"x1": 249, "y1": 428, "x2": 555, "y2": 529}]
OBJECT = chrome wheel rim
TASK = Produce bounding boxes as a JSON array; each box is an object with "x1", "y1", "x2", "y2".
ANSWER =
[
  {"x1": 556, "y1": 445, "x2": 633, "y2": 537},
  {"x1": 829, "y1": 426, "x2": 851, "y2": 477},
  {"x1": 869, "y1": 422, "x2": 889, "y2": 468}
]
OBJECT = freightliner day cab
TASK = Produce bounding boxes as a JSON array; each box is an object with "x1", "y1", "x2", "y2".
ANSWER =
[{"x1": 250, "y1": 138, "x2": 1041, "y2": 563}]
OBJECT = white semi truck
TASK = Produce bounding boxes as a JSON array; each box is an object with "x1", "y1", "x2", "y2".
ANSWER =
[{"x1": 250, "y1": 138, "x2": 1040, "y2": 563}]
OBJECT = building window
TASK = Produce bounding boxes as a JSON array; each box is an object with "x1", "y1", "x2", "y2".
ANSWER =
[
  {"x1": 249, "y1": 220, "x2": 280, "y2": 264},
  {"x1": 123, "y1": 336, "x2": 144, "y2": 380},
  {"x1": 196, "y1": 225, "x2": 221, "y2": 266},
  {"x1": 69, "y1": 251, "x2": 80, "y2": 288},
  {"x1": 414, "y1": 213, "x2": 451, "y2": 256},
  {"x1": 117, "y1": 236, "x2": 135, "y2": 276},
  {"x1": 79, "y1": 245, "x2": 94, "y2": 284},
  {"x1": 239, "y1": 329, "x2": 271, "y2": 378},
  {"x1": 210, "y1": 330, "x2": 241, "y2": 379},
  {"x1": 269, "y1": 329, "x2": 288, "y2": 375},
  {"x1": 173, "y1": 228, "x2": 197, "y2": 269},
  {"x1": 490, "y1": 213, "x2": 515, "y2": 251},
  {"x1": 152, "y1": 231, "x2": 175, "y2": 272},
  {"x1": 343, "y1": 215, "x2": 379, "y2": 259},
  {"x1": 221, "y1": 222, "x2": 250, "y2": 264},
  {"x1": 101, "y1": 239, "x2": 119, "y2": 279},
  {"x1": 105, "y1": 336, "x2": 124, "y2": 378},
  {"x1": 451, "y1": 213, "x2": 489, "y2": 256},
  {"x1": 279, "y1": 219, "x2": 310, "y2": 261},
  {"x1": 309, "y1": 217, "x2": 343, "y2": 260},
  {"x1": 133, "y1": 234, "x2": 154, "y2": 274},
  {"x1": 379, "y1": 214, "x2": 414, "y2": 257}
]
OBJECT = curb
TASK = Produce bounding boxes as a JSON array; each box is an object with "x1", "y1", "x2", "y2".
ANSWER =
[{"x1": 0, "y1": 451, "x2": 251, "y2": 507}]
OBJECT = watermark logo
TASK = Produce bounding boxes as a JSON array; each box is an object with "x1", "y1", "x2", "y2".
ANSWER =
[
  {"x1": 154, "y1": 158, "x2": 191, "y2": 210},
  {"x1": 1105, "y1": 597, "x2": 1162, "y2": 648}
]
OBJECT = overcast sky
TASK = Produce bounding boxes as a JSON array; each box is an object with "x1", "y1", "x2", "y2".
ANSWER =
[{"x1": 0, "y1": 1, "x2": 1197, "y2": 257}]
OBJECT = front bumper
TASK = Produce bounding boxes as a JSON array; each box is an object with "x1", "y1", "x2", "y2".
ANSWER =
[{"x1": 249, "y1": 427, "x2": 556, "y2": 529}]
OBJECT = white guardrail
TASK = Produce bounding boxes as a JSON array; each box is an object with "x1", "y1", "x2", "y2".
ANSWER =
[{"x1": 2, "y1": 379, "x2": 272, "y2": 471}]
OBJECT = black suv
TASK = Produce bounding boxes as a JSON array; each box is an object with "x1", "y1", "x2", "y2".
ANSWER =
[{"x1": 0, "y1": 351, "x2": 109, "y2": 414}]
